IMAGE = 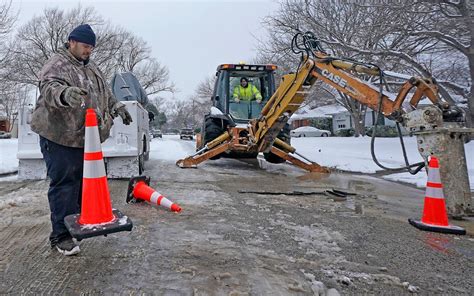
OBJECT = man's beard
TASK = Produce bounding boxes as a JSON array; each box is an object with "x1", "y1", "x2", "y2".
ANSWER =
[{"x1": 78, "y1": 54, "x2": 90, "y2": 65}]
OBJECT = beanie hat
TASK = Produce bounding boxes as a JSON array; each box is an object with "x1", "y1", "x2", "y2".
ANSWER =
[
  {"x1": 240, "y1": 77, "x2": 248, "y2": 83},
  {"x1": 68, "y1": 24, "x2": 96, "y2": 47}
]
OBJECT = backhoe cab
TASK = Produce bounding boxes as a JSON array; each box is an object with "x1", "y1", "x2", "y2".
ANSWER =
[
  {"x1": 195, "y1": 63, "x2": 289, "y2": 161},
  {"x1": 213, "y1": 63, "x2": 277, "y2": 122}
]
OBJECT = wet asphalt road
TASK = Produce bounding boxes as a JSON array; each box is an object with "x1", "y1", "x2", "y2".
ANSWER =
[{"x1": 0, "y1": 136, "x2": 473, "y2": 295}]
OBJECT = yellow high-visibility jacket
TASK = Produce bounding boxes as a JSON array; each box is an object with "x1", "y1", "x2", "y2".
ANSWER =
[{"x1": 232, "y1": 84, "x2": 262, "y2": 101}]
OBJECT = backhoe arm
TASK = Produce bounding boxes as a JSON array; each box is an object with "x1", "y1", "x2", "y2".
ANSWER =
[{"x1": 251, "y1": 52, "x2": 440, "y2": 152}]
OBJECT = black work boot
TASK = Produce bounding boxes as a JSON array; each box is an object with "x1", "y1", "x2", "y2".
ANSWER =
[{"x1": 55, "y1": 237, "x2": 80, "y2": 256}]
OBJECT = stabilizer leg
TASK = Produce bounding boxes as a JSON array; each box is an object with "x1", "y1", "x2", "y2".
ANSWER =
[
  {"x1": 269, "y1": 146, "x2": 330, "y2": 173},
  {"x1": 176, "y1": 142, "x2": 231, "y2": 168}
]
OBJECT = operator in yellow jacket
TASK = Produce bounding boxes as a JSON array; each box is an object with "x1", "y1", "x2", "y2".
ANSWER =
[{"x1": 233, "y1": 77, "x2": 262, "y2": 103}]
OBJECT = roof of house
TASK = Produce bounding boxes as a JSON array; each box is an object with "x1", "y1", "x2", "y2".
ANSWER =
[{"x1": 289, "y1": 104, "x2": 347, "y2": 122}]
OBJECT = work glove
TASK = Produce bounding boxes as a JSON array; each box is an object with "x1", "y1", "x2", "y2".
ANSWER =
[
  {"x1": 63, "y1": 87, "x2": 87, "y2": 107},
  {"x1": 256, "y1": 99, "x2": 262, "y2": 104},
  {"x1": 234, "y1": 97, "x2": 240, "y2": 103},
  {"x1": 116, "y1": 105, "x2": 133, "y2": 125}
]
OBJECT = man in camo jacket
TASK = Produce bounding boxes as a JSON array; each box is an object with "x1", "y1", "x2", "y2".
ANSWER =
[{"x1": 31, "y1": 24, "x2": 133, "y2": 256}]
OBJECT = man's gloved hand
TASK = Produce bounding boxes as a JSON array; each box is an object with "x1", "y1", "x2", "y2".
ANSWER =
[
  {"x1": 256, "y1": 99, "x2": 262, "y2": 104},
  {"x1": 63, "y1": 87, "x2": 87, "y2": 107},
  {"x1": 234, "y1": 97, "x2": 240, "y2": 103},
  {"x1": 116, "y1": 105, "x2": 133, "y2": 125}
]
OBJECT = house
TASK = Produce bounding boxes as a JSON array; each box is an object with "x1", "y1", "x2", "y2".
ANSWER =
[
  {"x1": 331, "y1": 109, "x2": 397, "y2": 133},
  {"x1": 289, "y1": 105, "x2": 346, "y2": 129},
  {"x1": 0, "y1": 108, "x2": 10, "y2": 132},
  {"x1": 289, "y1": 104, "x2": 398, "y2": 134}
]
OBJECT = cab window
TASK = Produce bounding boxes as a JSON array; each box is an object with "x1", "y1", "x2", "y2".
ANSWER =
[{"x1": 228, "y1": 71, "x2": 271, "y2": 121}]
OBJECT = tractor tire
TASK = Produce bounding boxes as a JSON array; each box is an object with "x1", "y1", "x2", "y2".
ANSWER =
[
  {"x1": 139, "y1": 154, "x2": 145, "y2": 175},
  {"x1": 203, "y1": 117, "x2": 225, "y2": 160},
  {"x1": 143, "y1": 137, "x2": 150, "y2": 161},
  {"x1": 263, "y1": 123, "x2": 291, "y2": 164}
]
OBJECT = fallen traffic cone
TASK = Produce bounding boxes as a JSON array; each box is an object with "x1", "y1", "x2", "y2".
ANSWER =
[
  {"x1": 127, "y1": 176, "x2": 182, "y2": 212},
  {"x1": 408, "y1": 156, "x2": 465, "y2": 235},
  {"x1": 64, "y1": 108, "x2": 133, "y2": 240}
]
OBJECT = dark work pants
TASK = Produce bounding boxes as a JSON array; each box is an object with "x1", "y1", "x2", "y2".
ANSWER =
[{"x1": 39, "y1": 136, "x2": 83, "y2": 246}]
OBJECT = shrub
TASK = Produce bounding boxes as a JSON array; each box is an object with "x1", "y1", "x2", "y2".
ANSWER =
[
  {"x1": 335, "y1": 128, "x2": 355, "y2": 137},
  {"x1": 365, "y1": 126, "x2": 399, "y2": 137}
]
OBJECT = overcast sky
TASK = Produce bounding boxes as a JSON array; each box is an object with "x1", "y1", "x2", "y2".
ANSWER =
[{"x1": 11, "y1": 0, "x2": 280, "y2": 101}]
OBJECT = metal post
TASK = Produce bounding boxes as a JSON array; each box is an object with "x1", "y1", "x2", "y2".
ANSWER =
[{"x1": 416, "y1": 128, "x2": 473, "y2": 219}]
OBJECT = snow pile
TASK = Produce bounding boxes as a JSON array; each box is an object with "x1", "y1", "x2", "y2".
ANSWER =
[
  {"x1": 269, "y1": 218, "x2": 344, "y2": 258},
  {"x1": 292, "y1": 136, "x2": 420, "y2": 173},
  {"x1": 0, "y1": 186, "x2": 44, "y2": 210},
  {"x1": 0, "y1": 139, "x2": 19, "y2": 174},
  {"x1": 291, "y1": 136, "x2": 474, "y2": 189}
]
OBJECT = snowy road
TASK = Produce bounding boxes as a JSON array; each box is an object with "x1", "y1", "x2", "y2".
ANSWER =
[{"x1": 0, "y1": 135, "x2": 473, "y2": 294}]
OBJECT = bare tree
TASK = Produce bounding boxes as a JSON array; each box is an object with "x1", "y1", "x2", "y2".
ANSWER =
[
  {"x1": 0, "y1": 82, "x2": 31, "y2": 132},
  {"x1": 258, "y1": 0, "x2": 473, "y2": 131},
  {"x1": 195, "y1": 75, "x2": 216, "y2": 100},
  {"x1": 404, "y1": 1, "x2": 473, "y2": 123},
  {"x1": 5, "y1": 6, "x2": 106, "y2": 85},
  {"x1": 258, "y1": 0, "x2": 392, "y2": 135},
  {"x1": 0, "y1": 0, "x2": 15, "y2": 62},
  {"x1": 5, "y1": 6, "x2": 174, "y2": 97},
  {"x1": 162, "y1": 99, "x2": 194, "y2": 130},
  {"x1": 132, "y1": 60, "x2": 175, "y2": 96},
  {"x1": 163, "y1": 75, "x2": 216, "y2": 131},
  {"x1": 110, "y1": 33, "x2": 176, "y2": 96},
  {"x1": 0, "y1": 0, "x2": 18, "y2": 132},
  {"x1": 192, "y1": 75, "x2": 216, "y2": 127}
]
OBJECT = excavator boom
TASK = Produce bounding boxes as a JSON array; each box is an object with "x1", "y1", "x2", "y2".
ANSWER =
[{"x1": 252, "y1": 53, "x2": 441, "y2": 152}]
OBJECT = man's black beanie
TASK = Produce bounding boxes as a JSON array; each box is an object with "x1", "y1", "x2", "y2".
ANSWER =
[{"x1": 68, "y1": 24, "x2": 96, "y2": 47}]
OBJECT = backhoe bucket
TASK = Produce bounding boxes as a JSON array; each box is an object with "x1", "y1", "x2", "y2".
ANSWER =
[{"x1": 176, "y1": 157, "x2": 198, "y2": 168}]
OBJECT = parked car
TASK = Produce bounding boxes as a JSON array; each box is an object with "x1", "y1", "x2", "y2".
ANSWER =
[
  {"x1": 180, "y1": 128, "x2": 194, "y2": 140},
  {"x1": 151, "y1": 129, "x2": 163, "y2": 138},
  {"x1": 0, "y1": 131, "x2": 11, "y2": 139},
  {"x1": 290, "y1": 126, "x2": 331, "y2": 137}
]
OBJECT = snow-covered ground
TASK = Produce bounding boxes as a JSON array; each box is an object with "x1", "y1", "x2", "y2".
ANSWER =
[
  {"x1": 0, "y1": 139, "x2": 19, "y2": 174},
  {"x1": 1, "y1": 135, "x2": 473, "y2": 190},
  {"x1": 149, "y1": 134, "x2": 195, "y2": 161},
  {"x1": 290, "y1": 136, "x2": 473, "y2": 189}
]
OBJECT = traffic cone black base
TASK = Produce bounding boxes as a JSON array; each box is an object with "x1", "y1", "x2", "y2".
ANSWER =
[
  {"x1": 126, "y1": 175, "x2": 151, "y2": 203},
  {"x1": 408, "y1": 218, "x2": 466, "y2": 235},
  {"x1": 65, "y1": 209, "x2": 133, "y2": 241}
]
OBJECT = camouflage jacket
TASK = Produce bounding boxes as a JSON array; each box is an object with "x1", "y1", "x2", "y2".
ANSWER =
[{"x1": 31, "y1": 47, "x2": 123, "y2": 148}]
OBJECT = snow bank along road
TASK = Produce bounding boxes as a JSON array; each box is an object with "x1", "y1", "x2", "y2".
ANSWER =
[{"x1": 0, "y1": 135, "x2": 473, "y2": 294}]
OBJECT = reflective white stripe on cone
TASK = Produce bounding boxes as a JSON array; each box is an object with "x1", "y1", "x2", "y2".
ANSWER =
[
  {"x1": 83, "y1": 159, "x2": 107, "y2": 179},
  {"x1": 84, "y1": 126, "x2": 101, "y2": 152}
]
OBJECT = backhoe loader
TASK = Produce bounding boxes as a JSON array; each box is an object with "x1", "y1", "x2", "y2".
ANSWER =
[{"x1": 176, "y1": 31, "x2": 472, "y2": 218}]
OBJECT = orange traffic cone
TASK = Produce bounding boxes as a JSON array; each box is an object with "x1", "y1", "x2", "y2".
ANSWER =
[
  {"x1": 409, "y1": 156, "x2": 466, "y2": 235},
  {"x1": 127, "y1": 176, "x2": 182, "y2": 212},
  {"x1": 64, "y1": 109, "x2": 133, "y2": 240}
]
